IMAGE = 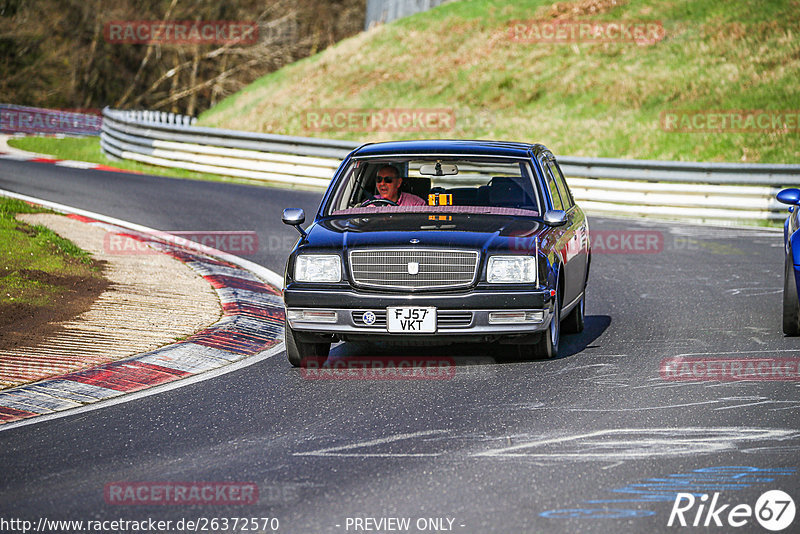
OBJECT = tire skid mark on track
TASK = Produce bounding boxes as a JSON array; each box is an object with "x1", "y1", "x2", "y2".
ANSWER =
[
  {"x1": 501, "y1": 397, "x2": 800, "y2": 413},
  {"x1": 0, "y1": 208, "x2": 284, "y2": 428},
  {"x1": 294, "y1": 427, "x2": 800, "y2": 462},
  {"x1": 477, "y1": 428, "x2": 800, "y2": 461}
]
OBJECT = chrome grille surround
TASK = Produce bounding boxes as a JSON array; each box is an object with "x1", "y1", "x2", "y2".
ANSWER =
[{"x1": 348, "y1": 248, "x2": 480, "y2": 290}]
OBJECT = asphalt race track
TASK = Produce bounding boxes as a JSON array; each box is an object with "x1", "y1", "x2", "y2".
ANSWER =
[{"x1": 1, "y1": 159, "x2": 798, "y2": 533}]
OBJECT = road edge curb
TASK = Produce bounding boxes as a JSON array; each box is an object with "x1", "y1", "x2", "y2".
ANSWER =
[{"x1": 0, "y1": 189, "x2": 286, "y2": 432}]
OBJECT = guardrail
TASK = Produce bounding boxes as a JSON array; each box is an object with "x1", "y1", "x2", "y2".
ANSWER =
[
  {"x1": 100, "y1": 107, "x2": 800, "y2": 222},
  {"x1": 365, "y1": 0, "x2": 450, "y2": 30}
]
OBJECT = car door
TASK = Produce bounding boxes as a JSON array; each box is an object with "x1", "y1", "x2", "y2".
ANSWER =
[
  {"x1": 542, "y1": 156, "x2": 586, "y2": 307},
  {"x1": 551, "y1": 158, "x2": 588, "y2": 291},
  {"x1": 539, "y1": 155, "x2": 577, "y2": 306}
]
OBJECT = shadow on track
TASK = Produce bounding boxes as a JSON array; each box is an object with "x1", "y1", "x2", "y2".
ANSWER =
[
  {"x1": 318, "y1": 314, "x2": 611, "y2": 367},
  {"x1": 559, "y1": 314, "x2": 612, "y2": 358}
]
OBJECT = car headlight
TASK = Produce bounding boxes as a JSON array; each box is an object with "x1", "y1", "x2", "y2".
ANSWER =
[
  {"x1": 487, "y1": 255, "x2": 537, "y2": 284},
  {"x1": 294, "y1": 254, "x2": 342, "y2": 282}
]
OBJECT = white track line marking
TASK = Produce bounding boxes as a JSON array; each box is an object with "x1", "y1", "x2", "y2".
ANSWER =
[
  {"x1": 295, "y1": 430, "x2": 449, "y2": 457},
  {"x1": 473, "y1": 427, "x2": 796, "y2": 459}
]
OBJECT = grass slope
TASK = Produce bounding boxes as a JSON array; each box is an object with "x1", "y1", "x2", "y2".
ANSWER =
[
  {"x1": 198, "y1": 0, "x2": 800, "y2": 163},
  {"x1": 0, "y1": 197, "x2": 98, "y2": 310}
]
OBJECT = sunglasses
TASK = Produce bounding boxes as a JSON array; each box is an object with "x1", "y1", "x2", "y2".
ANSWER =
[{"x1": 376, "y1": 176, "x2": 396, "y2": 183}]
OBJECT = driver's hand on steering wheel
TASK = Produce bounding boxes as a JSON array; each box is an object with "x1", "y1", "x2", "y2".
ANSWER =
[{"x1": 359, "y1": 197, "x2": 399, "y2": 207}]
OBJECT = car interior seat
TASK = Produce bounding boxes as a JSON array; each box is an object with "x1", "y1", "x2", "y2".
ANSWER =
[
  {"x1": 488, "y1": 176, "x2": 531, "y2": 208},
  {"x1": 402, "y1": 177, "x2": 432, "y2": 200},
  {"x1": 448, "y1": 187, "x2": 480, "y2": 206}
]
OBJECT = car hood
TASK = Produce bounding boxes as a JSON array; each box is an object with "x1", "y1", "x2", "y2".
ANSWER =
[{"x1": 300, "y1": 213, "x2": 546, "y2": 254}]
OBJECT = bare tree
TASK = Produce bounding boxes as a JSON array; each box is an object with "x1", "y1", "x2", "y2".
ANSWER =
[{"x1": 0, "y1": 0, "x2": 366, "y2": 115}]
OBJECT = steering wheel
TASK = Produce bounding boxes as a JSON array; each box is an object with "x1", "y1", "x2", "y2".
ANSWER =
[{"x1": 359, "y1": 197, "x2": 399, "y2": 207}]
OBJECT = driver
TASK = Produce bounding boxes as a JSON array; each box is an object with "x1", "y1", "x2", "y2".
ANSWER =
[{"x1": 374, "y1": 165, "x2": 426, "y2": 206}]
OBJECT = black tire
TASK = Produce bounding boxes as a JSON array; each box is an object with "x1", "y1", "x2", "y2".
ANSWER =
[
  {"x1": 562, "y1": 291, "x2": 585, "y2": 334},
  {"x1": 783, "y1": 257, "x2": 800, "y2": 336},
  {"x1": 285, "y1": 319, "x2": 330, "y2": 367},
  {"x1": 531, "y1": 287, "x2": 560, "y2": 359}
]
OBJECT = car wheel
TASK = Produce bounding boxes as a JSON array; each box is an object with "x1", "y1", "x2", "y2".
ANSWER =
[
  {"x1": 531, "y1": 288, "x2": 560, "y2": 359},
  {"x1": 285, "y1": 318, "x2": 330, "y2": 367},
  {"x1": 562, "y1": 291, "x2": 585, "y2": 334},
  {"x1": 783, "y1": 257, "x2": 800, "y2": 336}
]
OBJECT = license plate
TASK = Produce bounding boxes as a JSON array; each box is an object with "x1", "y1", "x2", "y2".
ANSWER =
[{"x1": 386, "y1": 307, "x2": 436, "y2": 333}]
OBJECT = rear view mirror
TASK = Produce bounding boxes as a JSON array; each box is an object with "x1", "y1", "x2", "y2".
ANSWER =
[{"x1": 419, "y1": 163, "x2": 458, "y2": 176}]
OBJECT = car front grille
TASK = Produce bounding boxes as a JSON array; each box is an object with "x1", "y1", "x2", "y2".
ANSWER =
[
  {"x1": 348, "y1": 249, "x2": 479, "y2": 290},
  {"x1": 352, "y1": 310, "x2": 474, "y2": 329}
]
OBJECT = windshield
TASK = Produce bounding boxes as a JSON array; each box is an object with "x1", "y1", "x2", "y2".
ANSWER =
[{"x1": 324, "y1": 157, "x2": 541, "y2": 217}]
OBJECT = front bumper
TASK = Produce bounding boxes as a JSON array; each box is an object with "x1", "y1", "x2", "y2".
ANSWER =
[{"x1": 284, "y1": 287, "x2": 553, "y2": 341}]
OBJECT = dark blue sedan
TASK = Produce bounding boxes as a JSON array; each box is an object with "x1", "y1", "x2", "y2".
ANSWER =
[
  {"x1": 778, "y1": 188, "x2": 800, "y2": 335},
  {"x1": 281, "y1": 140, "x2": 591, "y2": 365}
]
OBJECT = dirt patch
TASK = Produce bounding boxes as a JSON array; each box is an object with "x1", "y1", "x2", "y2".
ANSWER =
[
  {"x1": 0, "y1": 213, "x2": 222, "y2": 390},
  {"x1": 544, "y1": 0, "x2": 628, "y2": 19},
  {"x1": 0, "y1": 267, "x2": 110, "y2": 350}
]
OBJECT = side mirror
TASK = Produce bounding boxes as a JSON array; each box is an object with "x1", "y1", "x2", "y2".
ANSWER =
[
  {"x1": 543, "y1": 209, "x2": 568, "y2": 227},
  {"x1": 777, "y1": 188, "x2": 800, "y2": 206},
  {"x1": 282, "y1": 208, "x2": 307, "y2": 238}
]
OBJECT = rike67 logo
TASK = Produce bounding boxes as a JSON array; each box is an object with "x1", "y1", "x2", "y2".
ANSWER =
[{"x1": 668, "y1": 490, "x2": 795, "y2": 531}]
